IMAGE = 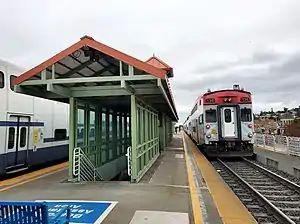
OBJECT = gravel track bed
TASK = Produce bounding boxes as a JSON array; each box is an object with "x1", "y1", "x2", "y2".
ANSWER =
[
  {"x1": 212, "y1": 160, "x2": 300, "y2": 224},
  {"x1": 248, "y1": 159, "x2": 300, "y2": 185}
]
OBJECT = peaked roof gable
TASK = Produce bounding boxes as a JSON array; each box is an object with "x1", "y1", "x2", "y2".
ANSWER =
[{"x1": 145, "y1": 55, "x2": 174, "y2": 78}]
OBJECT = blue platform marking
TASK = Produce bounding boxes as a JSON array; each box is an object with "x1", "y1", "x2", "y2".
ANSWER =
[{"x1": 35, "y1": 200, "x2": 117, "y2": 224}]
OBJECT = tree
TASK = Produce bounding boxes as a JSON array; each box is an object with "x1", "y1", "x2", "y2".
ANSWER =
[{"x1": 285, "y1": 119, "x2": 300, "y2": 137}]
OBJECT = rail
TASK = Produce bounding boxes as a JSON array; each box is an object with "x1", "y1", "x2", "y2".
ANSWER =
[
  {"x1": 254, "y1": 133, "x2": 300, "y2": 157},
  {"x1": 73, "y1": 147, "x2": 103, "y2": 181}
]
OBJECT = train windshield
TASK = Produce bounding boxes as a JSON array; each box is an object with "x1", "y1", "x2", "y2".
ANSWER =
[
  {"x1": 241, "y1": 108, "x2": 252, "y2": 122},
  {"x1": 205, "y1": 109, "x2": 217, "y2": 122}
]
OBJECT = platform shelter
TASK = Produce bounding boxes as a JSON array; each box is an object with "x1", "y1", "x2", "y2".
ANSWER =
[{"x1": 13, "y1": 36, "x2": 178, "y2": 182}]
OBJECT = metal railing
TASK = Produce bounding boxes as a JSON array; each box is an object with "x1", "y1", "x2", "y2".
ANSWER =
[
  {"x1": 254, "y1": 133, "x2": 300, "y2": 157},
  {"x1": 126, "y1": 146, "x2": 132, "y2": 177},
  {"x1": 73, "y1": 147, "x2": 103, "y2": 181}
]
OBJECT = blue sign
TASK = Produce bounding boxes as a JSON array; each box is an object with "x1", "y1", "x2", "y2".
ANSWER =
[{"x1": 35, "y1": 200, "x2": 117, "y2": 224}]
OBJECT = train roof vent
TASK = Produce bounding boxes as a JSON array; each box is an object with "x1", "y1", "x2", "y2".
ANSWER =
[
  {"x1": 207, "y1": 88, "x2": 211, "y2": 93},
  {"x1": 233, "y1": 84, "x2": 240, "y2": 90}
]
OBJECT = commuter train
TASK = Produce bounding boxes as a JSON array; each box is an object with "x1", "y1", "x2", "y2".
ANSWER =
[
  {"x1": 184, "y1": 85, "x2": 254, "y2": 157},
  {"x1": 0, "y1": 59, "x2": 71, "y2": 175}
]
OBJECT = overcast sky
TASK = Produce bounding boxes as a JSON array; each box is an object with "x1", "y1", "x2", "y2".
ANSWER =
[{"x1": 1, "y1": 0, "x2": 300, "y2": 122}]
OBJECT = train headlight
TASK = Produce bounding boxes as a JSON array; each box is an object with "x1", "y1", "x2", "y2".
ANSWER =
[
  {"x1": 206, "y1": 124, "x2": 210, "y2": 129},
  {"x1": 248, "y1": 123, "x2": 253, "y2": 128},
  {"x1": 206, "y1": 133, "x2": 211, "y2": 139},
  {"x1": 248, "y1": 133, "x2": 253, "y2": 138}
]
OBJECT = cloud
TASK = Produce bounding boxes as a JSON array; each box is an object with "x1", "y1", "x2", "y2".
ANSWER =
[
  {"x1": 173, "y1": 50, "x2": 300, "y2": 119},
  {"x1": 0, "y1": 0, "x2": 300, "y2": 122}
]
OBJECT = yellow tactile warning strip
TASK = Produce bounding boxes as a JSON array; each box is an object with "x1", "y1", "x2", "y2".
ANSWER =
[
  {"x1": 0, "y1": 162, "x2": 68, "y2": 192},
  {"x1": 183, "y1": 136, "x2": 204, "y2": 224},
  {"x1": 183, "y1": 134, "x2": 258, "y2": 224}
]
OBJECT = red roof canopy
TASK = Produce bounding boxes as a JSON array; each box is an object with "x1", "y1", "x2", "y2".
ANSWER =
[{"x1": 14, "y1": 35, "x2": 167, "y2": 85}]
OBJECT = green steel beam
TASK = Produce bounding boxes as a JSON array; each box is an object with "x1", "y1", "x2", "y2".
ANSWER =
[
  {"x1": 64, "y1": 60, "x2": 95, "y2": 78},
  {"x1": 46, "y1": 84, "x2": 161, "y2": 98},
  {"x1": 121, "y1": 80, "x2": 135, "y2": 94},
  {"x1": 73, "y1": 88, "x2": 127, "y2": 97},
  {"x1": 19, "y1": 74, "x2": 157, "y2": 86},
  {"x1": 47, "y1": 83, "x2": 70, "y2": 96}
]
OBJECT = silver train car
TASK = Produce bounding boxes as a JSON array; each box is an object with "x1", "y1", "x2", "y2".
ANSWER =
[{"x1": 184, "y1": 85, "x2": 254, "y2": 157}]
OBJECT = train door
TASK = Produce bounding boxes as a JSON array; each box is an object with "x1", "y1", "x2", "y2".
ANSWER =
[
  {"x1": 221, "y1": 107, "x2": 237, "y2": 138},
  {"x1": 5, "y1": 115, "x2": 29, "y2": 172}
]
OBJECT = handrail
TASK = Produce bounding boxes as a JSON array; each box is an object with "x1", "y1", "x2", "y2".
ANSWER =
[
  {"x1": 126, "y1": 146, "x2": 132, "y2": 177},
  {"x1": 73, "y1": 147, "x2": 103, "y2": 181}
]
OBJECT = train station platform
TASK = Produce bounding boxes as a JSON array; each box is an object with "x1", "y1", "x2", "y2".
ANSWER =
[{"x1": 0, "y1": 133, "x2": 257, "y2": 224}]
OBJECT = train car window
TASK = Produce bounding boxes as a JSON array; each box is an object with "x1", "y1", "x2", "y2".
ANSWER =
[
  {"x1": 205, "y1": 109, "x2": 217, "y2": 122},
  {"x1": 20, "y1": 127, "x2": 27, "y2": 147},
  {"x1": 241, "y1": 108, "x2": 252, "y2": 122},
  {"x1": 54, "y1": 129, "x2": 67, "y2": 141},
  {"x1": 8, "y1": 127, "x2": 15, "y2": 149},
  {"x1": 10, "y1": 75, "x2": 17, "y2": 91},
  {"x1": 224, "y1": 109, "x2": 232, "y2": 123},
  {"x1": 0, "y1": 71, "x2": 4, "y2": 88},
  {"x1": 199, "y1": 115, "x2": 203, "y2": 124}
]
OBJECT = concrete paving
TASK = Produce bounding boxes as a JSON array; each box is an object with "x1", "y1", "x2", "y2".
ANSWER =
[
  {"x1": 0, "y1": 135, "x2": 192, "y2": 224},
  {"x1": 0, "y1": 134, "x2": 225, "y2": 224}
]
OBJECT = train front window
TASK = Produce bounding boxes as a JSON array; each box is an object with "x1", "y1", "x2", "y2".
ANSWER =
[
  {"x1": 241, "y1": 108, "x2": 252, "y2": 122},
  {"x1": 10, "y1": 75, "x2": 17, "y2": 91},
  {"x1": 205, "y1": 109, "x2": 217, "y2": 122},
  {"x1": 224, "y1": 109, "x2": 232, "y2": 123},
  {"x1": 0, "y1": 71, "x2": 4, "y2": 88}
]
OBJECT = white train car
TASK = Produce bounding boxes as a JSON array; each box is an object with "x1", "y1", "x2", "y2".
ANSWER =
[
  {"x1": 0, "y1": 59, "x2": 69, "y2": 174},
  {"x1": 184, "y1": 85, "x2": 254, "y2": 157}
]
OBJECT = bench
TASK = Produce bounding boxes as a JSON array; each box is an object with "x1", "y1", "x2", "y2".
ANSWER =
[{"x1": 0, "y1": 201, "x2": 70, "y2": 224}]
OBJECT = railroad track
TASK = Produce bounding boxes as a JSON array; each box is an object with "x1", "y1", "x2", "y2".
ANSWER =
[{"x1": 211, "y1": 158, "x2": 300, "y2": 224}]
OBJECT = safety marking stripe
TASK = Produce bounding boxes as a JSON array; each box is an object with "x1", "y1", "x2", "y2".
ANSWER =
[{"x1": 183, "y1": 135, "x2": 210, "y2": 224}]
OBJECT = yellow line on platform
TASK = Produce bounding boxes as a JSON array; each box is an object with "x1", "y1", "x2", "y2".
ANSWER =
[
  {"x1": 0, "y1": 162, "x2": 68, "y2": 192},
  {"x1": 184, "y1": 134, "x2": 257, "y2": 224},
  {"x1": 182, "y1": 133, "x2": 204, "y2": 224}
]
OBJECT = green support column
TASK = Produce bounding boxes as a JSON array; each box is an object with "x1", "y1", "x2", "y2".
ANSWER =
[
  {"x1": 145, "y1": 106, "x2": 149, "y2": 164},
  {"x1": 105, "y1": 111, "x2": 110, "y2": 161},
  {"x1": 130, "y1": 95, "x2": 138, "y2": 182},
  {"x1": 83, "y1": 104, "x2": 90, "y2": 154},
  {"x1": 119, "y1": 113, "x2": 123, "y2": 154},
  {"x1": 95, "y1": 106, "x2": 101, "y2": 166},
  {"x1": 68, "y1": 97, "x2": 77, "y2": 180},
  {"x1": 159, "y1": 113, "x2": 166, "y2": 152},
  {"x1": 112, "y1": 111, "x2": 117, "y2": 157}
]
